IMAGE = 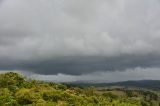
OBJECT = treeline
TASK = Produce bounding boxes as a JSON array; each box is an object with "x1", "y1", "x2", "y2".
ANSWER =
[{"x1": 0, "y1": 72, "x2": 159, "y2": 106}]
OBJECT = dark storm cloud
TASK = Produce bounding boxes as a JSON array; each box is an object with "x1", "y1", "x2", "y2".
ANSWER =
[
  {"x1": 24, "y1": 55, "x2": 160, "y2": 75},
  {"x1": 0, "y1": 55, "x2": 160, "y2": 75},
  {"x1": 0, "y1": 0, "x2": 160, "y2": 75}
]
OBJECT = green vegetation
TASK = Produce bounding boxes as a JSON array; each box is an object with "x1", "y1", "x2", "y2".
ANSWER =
[{"x1": 0, "y1": 72, "x2": 160, "y2": 106}]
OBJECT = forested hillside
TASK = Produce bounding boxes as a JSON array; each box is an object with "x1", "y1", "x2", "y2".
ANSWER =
[{"x1": 0, "y1": 72, "x2": 160, "y2": 106}]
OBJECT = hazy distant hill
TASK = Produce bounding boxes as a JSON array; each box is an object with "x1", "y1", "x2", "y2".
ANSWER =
[{"x1": 71, "y1": 80, "x2": 160, "y2": 90}]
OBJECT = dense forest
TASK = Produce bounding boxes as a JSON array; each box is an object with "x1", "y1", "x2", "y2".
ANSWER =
[{"x1": 0, "y1": 72, "x2": 160, "y2": 106}]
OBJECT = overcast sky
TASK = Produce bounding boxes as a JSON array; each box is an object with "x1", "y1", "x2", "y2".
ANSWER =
[{"x1": 0, "y1": 0, "x2": 160, "y2": 82}]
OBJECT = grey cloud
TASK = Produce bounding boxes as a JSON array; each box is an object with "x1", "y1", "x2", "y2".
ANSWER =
[
  {"x1": 0, "y1": 0, "x2": 160, "y2": 76},
  {"x1": 22, "y1": 67, "x2": 160, "y2": 82},
  {"x1": 2, "y1": 67, "x2": 160, "y2": 82},
  {"x1": 0, "y1": 55, "x2": 160, "y2": 75}
]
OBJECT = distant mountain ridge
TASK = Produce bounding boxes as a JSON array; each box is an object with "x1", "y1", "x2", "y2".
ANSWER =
[{"x1": 70, "y1": 80, "x2": 160, "y2": 90}]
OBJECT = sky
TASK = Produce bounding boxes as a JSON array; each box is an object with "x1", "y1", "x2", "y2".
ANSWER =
[{"x1": 0, "y1": 0, "x2": 160, "y2": 82}]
